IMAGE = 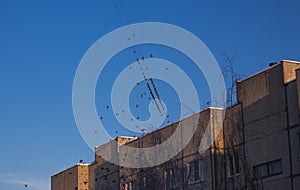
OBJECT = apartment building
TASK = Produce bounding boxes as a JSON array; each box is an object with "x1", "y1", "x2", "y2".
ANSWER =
[
  {"x1": 51, "y1": 164, "x2": 92, "y2": 190},
  {"x1": 52, "y1": 60, "x2": 300, "y2": 190}
]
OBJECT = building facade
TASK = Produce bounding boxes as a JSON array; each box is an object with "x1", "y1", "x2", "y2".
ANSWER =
[
  {"x1": 52, "y1": 60, "x2": 300, "y2": 190},
  {"x1": 51, "y1": 164, "x2": 92, "y2": 190}
]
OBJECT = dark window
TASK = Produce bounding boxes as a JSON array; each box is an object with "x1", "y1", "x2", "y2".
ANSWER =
[
  {"x1": 188, "y1": 159, "x2": 204, "y2": 184},
  {"x1": 167, "y1": 167, "x2": 180, "y2": 189},
  {"x1": 227, "y1": 154, "x2": 240, "y2": 177},
  {"x1": 253, "y1": 159, "x2": 282, "y2": 179},
  {"x1": 125, "y1": 182, "x2": 136, "y2": 190},
  {"x1": 153, "y1": 135, "x2": 161, "y2": 144}
]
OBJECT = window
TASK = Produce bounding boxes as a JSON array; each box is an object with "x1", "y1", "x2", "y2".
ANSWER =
[
  {"x1": 253, "y1": 159, "x2": 282, "y2": 179},
  {"x1": 227, "y1": 154, "x2": 240, "y2": 177},
  {"x1": 188, "y1": 159, "x2": 204, "y2": 184},
  {"x1": 166, "y1": 167, "x2": 180, "y2": 189},
  {"x1": 153, "y1": 135, "x2": 161, "y2": 144},
  {"x1": 125, "y1": 181, "x2": 136, "y2": 190},
  {"x1": 143, "y1": 177, "x2": 147, "y2": 188}
]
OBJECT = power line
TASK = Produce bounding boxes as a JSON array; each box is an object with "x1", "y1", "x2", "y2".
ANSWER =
[{"x1": 150, "y1": 78, "x2": 165, "y2": 111}]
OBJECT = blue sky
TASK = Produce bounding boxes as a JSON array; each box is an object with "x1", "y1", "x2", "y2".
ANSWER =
[{"x1": 0, "y1": 0, "x2": 299, "y2": 189}]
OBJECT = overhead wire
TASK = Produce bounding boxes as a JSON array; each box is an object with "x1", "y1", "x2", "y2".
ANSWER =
[
  {"x1": 145, "y1": 78, "x2": 162, "y2": 115},
  {"x1": 112, "y1": 0, "x2": 129, "y2": 25},
  {"x1": 150, "y1": 78, "x2": 165, "y2": 111}
]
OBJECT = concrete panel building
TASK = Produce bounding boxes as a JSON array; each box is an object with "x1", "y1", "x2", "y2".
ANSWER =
[
  {"x1": 94, "y1": 137, "x2": 135, "y2": 190},
  {"x1": 52, "y1": 60, "x2": 300, "y2": 190},
  {"x1": 51, "y1": 164, "x2": 92, "y2": 190}
]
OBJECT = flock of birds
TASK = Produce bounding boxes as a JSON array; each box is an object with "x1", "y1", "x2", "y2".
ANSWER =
[{"x1": 98, "y1": 44, "x2": 173, "y2": 135}]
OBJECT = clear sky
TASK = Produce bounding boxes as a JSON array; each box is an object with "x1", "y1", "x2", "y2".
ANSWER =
[{"x1": 0, "y1": 0, "x2": 299, "y2": 189}]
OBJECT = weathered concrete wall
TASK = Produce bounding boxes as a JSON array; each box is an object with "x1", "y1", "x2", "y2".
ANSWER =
[
  {"x1": 237, "y1": 63, "x2": 286, "y2": 124},
  {"x1": 290, "y1": 68, "x2": 300, "y2": 190},
  {"x1": 296, "y1": 69, "x2": 300, "y2": 111},
  {"x1": 51, "y1": 164, "x2": 91, "y2": 190},
  {"x1": 94, "y1": 137, "x2": 135, "y2": 190},
  {"x1": 221, "y1": 104, "x2": 246, "y2": 190},
  {"x1": 89, "y1": 163, "x2": 97, "y2": 190},
  {"x1": 282, "y1": 60, "x2": 300, "y2": 84},
  {"x1": 53, "y1": 60, "x2": 300, "y2": 190},
  {"x1": 118, "y1": 108, "x2": 224, "y2": 190},
  {"x1": 78, "y1": 164, "x2": 90, "y2": 190},
  {"x1": 51, "y1": 165, "x2": 78, "y2": 190},
  {"x1": 237, "y1": 60, "x2": 300, "y2": 190},
  {"x1": 94, "y1": 161, "x2": 120, "y2": 190},
  {"x1": 287, "y1": 81, "x2": 299, "y2": 126}
]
